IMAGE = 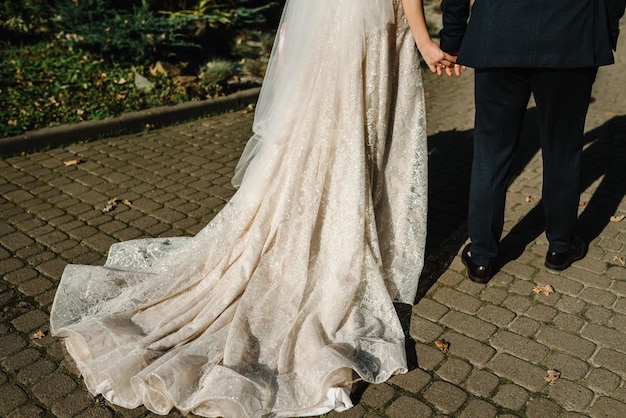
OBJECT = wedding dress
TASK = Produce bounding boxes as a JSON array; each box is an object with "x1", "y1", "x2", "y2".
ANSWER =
[{"x1": 50, "y1": 0, "x2": 428, "y2": 416}]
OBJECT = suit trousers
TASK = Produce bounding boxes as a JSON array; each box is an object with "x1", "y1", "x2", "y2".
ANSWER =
[{"x1": 468, "y1": 67, "x2": 597, "y2": 266}]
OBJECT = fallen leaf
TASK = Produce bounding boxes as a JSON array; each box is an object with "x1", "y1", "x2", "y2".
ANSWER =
[
  {"x1": 31, "y1": 330, "x2": 45, "y2": 339},
  {"x1": 525, "y1": 196, "x2": 534, "y2": 203},
  {"x1": 102, "y1": 198, "x2": 132, "y2": 213},
  {"x1": 544, "y1": 369, "x2": 561, "y2": 383},
  {"x1": 533, "y1": 284, "x2": 555, "y2": 296},
  {"x1": 434, "y1": 339, "x2": 450, "y2": 353},
  {"x1": 63, "y1": 158, "x2": 81, "y2": 166},
  {"x1": 101, "y1": 203, "x2": 116, "y2": 213},
  {"x1": 610, "y1": 215, "x2": 625, "y2": 222},
  {"x1": 613, "y1": 255, "x2": 625, "y2": 267}
]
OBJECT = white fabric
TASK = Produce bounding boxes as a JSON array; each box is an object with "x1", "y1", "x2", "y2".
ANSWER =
[{"x1": 50, "y1": 0, "x2": 429, "y2": 416}]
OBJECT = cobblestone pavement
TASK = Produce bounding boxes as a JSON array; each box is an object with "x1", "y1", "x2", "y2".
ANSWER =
[{"x1": 2, "y1": 25, "x2": 626, "y2": 418}]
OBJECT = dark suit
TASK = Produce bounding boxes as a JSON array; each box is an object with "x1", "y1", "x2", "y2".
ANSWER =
[{"x1": 440, "y1": 0, "x2": 626, "y2": 267}]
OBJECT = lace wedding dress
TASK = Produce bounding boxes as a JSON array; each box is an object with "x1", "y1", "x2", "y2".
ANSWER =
[{"x1": 50, "y1": 0, "x2": 428, "y2": 416}]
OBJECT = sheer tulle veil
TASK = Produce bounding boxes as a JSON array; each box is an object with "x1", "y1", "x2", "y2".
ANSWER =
[{"x1": 232, "y1": 0, "x2": 395, "y2": 186}]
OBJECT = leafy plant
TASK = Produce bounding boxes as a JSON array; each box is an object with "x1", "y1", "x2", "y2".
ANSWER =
[
  {"x1": 51, "y1": 0, "x2": 199, "y2": 66},
  {"x1": 0, "y1": 0, "x2": 54, "y2": 41},
  {"x1": 0, "y1": 41, "x2": 189, "y2": 138}
]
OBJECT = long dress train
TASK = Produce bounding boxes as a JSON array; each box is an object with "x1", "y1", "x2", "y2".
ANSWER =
[{"x1": 50, "y1": 0, "x2": 428, "y2": 416}]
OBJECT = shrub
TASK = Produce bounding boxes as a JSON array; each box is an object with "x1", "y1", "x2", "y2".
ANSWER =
[
  {"x1": 0, "y1": 0, "x2": 54, "y2": 41},
  {"x1": 50, "y1": 0, "x2": 199, "y2": 66},
  {"x1": 0, "y1": 41, "x2": 190, "y2": 138}
]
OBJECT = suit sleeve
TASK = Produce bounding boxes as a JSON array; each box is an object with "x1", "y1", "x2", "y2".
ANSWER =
[
  {"x1": 439, "y1": 0, "x2": 471, "y2": 54},
  {"x1": 606, "y1": 0, "x2": 626, "y2": 49}
]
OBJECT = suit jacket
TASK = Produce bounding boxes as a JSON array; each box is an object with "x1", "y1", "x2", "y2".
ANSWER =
[{"x1": 440, "y1": 0, "x2": 626, "y2": 68}]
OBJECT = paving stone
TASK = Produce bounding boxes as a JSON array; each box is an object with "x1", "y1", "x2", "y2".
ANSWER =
[
  {"x1": 435, "y1": 357, "x2": 472, "y2": 385},
  {"x1": 477, "y1": 304, "x2": 516, "y2": 328},
  {"x1": 492, "y1": 383, "x2": 528, "y2": 411},
  {"x1": 589, "y1": 397, "x2": 626, "y2": 418},
  {"x1": 360, "y1": 383, "x2": 394, "y2": 409},
  {"x1": 439, "y1": 331, "x2": 495, "y2": 367},
  {"x1": 17, "y1": 277, "x2": 54, "y2": 297},
  {"x1": 583, "y1": 323, "x2": 626, "y2": 354},
  {"x1": 584, "y1": 305, "x2": 614, "y2": 326},
  {"x1": 75, "y1": 405, "x2": 114, "y2": 418},
  {"x1": 563, "y1": 266, "x2": 613, "y2": 289},
  {"x1": 388, "y1": 368, "x2": 431, "y2": 394},
  {"x1": 11, "y1": 309, "x2": 49, "y2": 333},
  {"x1": 6, "y1": 404, "x2": 46, "y2": 418},
  {"x1": 431, "y1": 288, "x2": 482, "y2": 314},
  {"x1": 544, "y1": 352, "x2": 589, "y2": 380},
  {"x1": 552, "y1": 312, "x2": 585, "y2": 333},
  {"x1": 414, "y1": 342, "x2": 445, "y2": 371},
  {"x1": 507, "y1": 315, "x2": 541, "y2": 336},
  {"x1": 606, "y1": 265, "x2": 626, "y2": 280},
  {"x1": 440, "y1": 311, "x2": 497, "y2": 341},
  {"x1": 385, "y1": 396, "x2": 432, "y2": 418},
  {"x1": 0, "y1": 384, "x2": 29, "y2": 416},
  {"x1": 16, "y1": 358, "x2": 59, "y2": 386},
  {"x1": 489, "y1": 330, "x2": 549, "y2": 363},
  {"x1": 51, "y1": 390, "x2": 95, "y2": 418},
  {"x1": 555, "y1": 295, "x2": 588, "y2": 315},
  {"x1": 586, "y1": 367, "x2": 621, "y2": 395},
  {"x1": 459, "y1": 399, "x2": 496, "y2": 418},
  {"x1": 0, "y1": 333, "x2": 28, "y2": 357},
  {"x1": 410, "y1": 317, "x2": 444, "y2": 343},
  {"x1": 502, "y1": 294, "x2": 533, "y2": 314},
  {"x1": 1, "y1": 348, "x2": 41, "y2": 372},
  {"x1": 579, "y1": 287, "x2": 618, "y2": 307},
  {"x1": 0, "y1": 257, "x2": 24, "y2": 276},
  {"x1": 81, "y1": 233, "x2": 119, "y2": 254},
  {"x1": 479, "y1": 286, "x2": 509, "y2": 305},
  {"x1": 487, "y1": 353, "x2": 547, "y2": 392},
  {"x1": 464, "y1": 369, "x2": 500, "y2": 397},
  {"x1": 410, "y1": 298, "x2": 443, "y2": 323},
  {"x1": 548, "y1": 379, "x2": 594, "y2": 411},
  {"x1": 611, "y1": 312, "x2": 626, "y2": 333},
  {"x1": 536, "y1": 326, "x2": 596, "y2": 360},
  {"x1": 525, "y1": 397, "x2": 563, "y2": 418},
  {"x1": 526, "y1": 304, "x2": 558, "y2": 322},
  {"x1": 0, "y1": 232, "x2": 35, "y2": 251},
  {"x1": 616, "y1": 297, "x2": 626, "y2": 315},
  {"x1": 423, "y1": 380, "x2": 467, "y2": 415},
  {"x1": 592, "y1": 349, "x2": 626, "y2": 379}
]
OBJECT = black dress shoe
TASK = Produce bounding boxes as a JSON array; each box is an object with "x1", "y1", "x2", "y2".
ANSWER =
[
  {"x1": 461, "y1": 244, "x2": 492, "y2": 284},
  {"x1": 545, "y1": 236, "x2": 587, "y2": 271}
]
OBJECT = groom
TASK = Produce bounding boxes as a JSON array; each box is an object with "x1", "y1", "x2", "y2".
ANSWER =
[{"x1": 439, "y1": 0, "x2": 626, "y2": 283}]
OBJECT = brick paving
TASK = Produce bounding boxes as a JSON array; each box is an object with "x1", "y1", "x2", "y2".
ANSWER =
[{"x1": 2, "y1": 22, "x2": 626, "y2": 418}]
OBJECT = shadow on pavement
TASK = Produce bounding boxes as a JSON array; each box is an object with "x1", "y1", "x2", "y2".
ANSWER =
[
  {"x1": 416, "y1": 107, "x2": 546, "y2": 299},
  {"x1": 417, "y1": 111, "x2": 626, "y2": 302}
]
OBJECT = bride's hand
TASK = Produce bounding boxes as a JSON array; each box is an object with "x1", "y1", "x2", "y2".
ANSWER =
[{"x1": 417, "y1": 40, "x2": 459, "y2": 76}]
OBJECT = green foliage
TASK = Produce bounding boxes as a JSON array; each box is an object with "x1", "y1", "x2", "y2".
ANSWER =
[
  {"x1": 0, "y1": 42, "x2": 190, "y2": 138},
  {"x1": 0, "y1": 0, "x2": 53, "y2": 40},
  {"x1": 198, "y1": 59, "x2": 238, "y2": 96},
  {"x1": 162, "y1": 0, "x2": 281, "y2": 58},
  {"x1": 51, "y1": 0, "x2": 199, "y2": 66},
  {"x1": 0, "y1": 0, "x2": 283, "y2": 139}
]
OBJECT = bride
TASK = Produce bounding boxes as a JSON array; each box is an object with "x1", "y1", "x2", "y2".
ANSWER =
[{"x1": 50, "y1": 0, "x2": 456, "y2": 416}]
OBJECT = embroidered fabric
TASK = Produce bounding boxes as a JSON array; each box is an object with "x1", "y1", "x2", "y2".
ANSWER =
[{"x1": 50, "y1": 0, "x2": 429, "y2": 416}]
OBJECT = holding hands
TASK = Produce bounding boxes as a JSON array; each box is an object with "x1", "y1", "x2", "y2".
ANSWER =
[
  {"x1": 417, "y1": 38, "x2": 462, "y2": 76},
  {"x1": 401, "y1": 0, "x2": 464, "y2": 76}
]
